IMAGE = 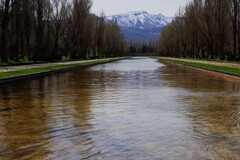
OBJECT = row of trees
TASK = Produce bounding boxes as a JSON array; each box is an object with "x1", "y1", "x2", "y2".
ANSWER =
[
  {"x1": 159, "y1": 0, "x2": 240, "y2": 61},
  {"x1": 0, "y1": 0, "x2": 125, "y2": 62},
  {"x1": 128, "y1": 40, "x2": 159, "y2": 54}
]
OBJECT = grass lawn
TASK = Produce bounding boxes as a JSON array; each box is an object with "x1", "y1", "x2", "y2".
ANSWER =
[
  {"x1": 0, "y1": 59, "x2": 34, "y2": 66},
  {"x1": 0, "y1": 56, "x2": 72, "y2": 66},
  {"x1": 0, "y1": 57, "x2": 127, "y2": 80},
  {"x1": 155, "y1": 57, "x2": 240, "y2": 77}
]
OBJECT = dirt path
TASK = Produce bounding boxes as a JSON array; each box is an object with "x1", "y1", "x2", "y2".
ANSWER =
[
  {"x1": 162, "y1": 57, "x2": 240, "y2": 68},
  {"x1": 0, "y1": 58, "x2": 114, "y2": 72}
]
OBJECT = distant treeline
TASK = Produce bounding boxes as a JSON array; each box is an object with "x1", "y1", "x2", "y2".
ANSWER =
[
  {"x1": 159, "y1": 0, "x2": 240, "y2": 61},
  {"x1": 128, "y1": 40, "x2": 159, "y2": 54},
  {"x1": 0, "y1": 0, "x2": 126, "y2": 62}
]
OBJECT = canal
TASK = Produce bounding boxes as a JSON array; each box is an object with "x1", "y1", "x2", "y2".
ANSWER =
[{"x1": 0, "y1": 57, "x2": 239, "y2": 159}]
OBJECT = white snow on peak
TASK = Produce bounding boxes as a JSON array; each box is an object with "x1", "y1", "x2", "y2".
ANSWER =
[{"x1": 106, "y1": 11, "x2": 174, "y2": 29}]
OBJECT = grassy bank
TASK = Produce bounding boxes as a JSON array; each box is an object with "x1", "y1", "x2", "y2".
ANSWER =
[
  {"x1": 155, "y1": 57, "x2": 240, "y2": 77},
  {"x1": 0, "y1": 56, "x2": 72, "y2": 66},
  {"x1": 0, "y1": 57, "x2": 127, "y2": 80}
]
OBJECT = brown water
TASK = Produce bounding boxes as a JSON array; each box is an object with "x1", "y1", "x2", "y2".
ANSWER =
[{"x1": 0, "y1": 57, "x2": 240, "y2": 160}]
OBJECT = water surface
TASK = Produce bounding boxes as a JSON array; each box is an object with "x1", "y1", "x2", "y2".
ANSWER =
[{"x1": 0, "y1": 57, "x2": 239, "y2": 159}]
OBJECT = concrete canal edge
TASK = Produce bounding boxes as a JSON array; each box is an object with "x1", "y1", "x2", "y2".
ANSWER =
[
  {"x1": 0, "y1": 57, "x2": 129, "y2": 84},
  {"x1": 153, "y1": 57, "x2": 240, "y2": 80}
]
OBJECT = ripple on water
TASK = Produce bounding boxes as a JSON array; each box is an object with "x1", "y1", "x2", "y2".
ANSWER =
[{"x1": 0, "y1": 57, "x2": 239, "y2": 159}]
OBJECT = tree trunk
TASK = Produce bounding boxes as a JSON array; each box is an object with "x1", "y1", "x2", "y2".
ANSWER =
[{"x1": 1, "y1": 0, "x2": 11, "y2": 62}]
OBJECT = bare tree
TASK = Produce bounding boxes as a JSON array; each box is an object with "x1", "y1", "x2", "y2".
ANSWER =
[
  {"x1": 32, "y1": 0, "x2": 46, "y2": 60},
  {"x1": 51, "y1": 0, "x2": 66, "y2": 55},
  {"x1": 0, "y1": 0, "x2": 126, "y2": 63},
  {"x1": 0, "y1": 0, "x2": 11, "y2": 62},
  {"x1": 159, "y1": 0, "x2": 239, "y2": 61}
]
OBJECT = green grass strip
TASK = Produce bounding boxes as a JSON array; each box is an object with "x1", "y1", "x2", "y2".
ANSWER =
[
  {"x1": 155, "y1": 57, "x2": 240, "y2": 77},
  {"x1": 0, "y1": 57, "x2": 127, "y2": 80}
]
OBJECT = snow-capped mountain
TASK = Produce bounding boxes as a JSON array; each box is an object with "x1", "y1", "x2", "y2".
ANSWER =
[
  {"x1": 106, "y1": 11, "x2": 173, "y2": 41},
  {"x1": 106, "y1": 11, "x2": 173, "y2": 29}
]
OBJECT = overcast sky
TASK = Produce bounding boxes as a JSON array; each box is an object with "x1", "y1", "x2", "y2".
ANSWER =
[{"x1": 91, "y1": 0, "x2": 190, "y2": 17}]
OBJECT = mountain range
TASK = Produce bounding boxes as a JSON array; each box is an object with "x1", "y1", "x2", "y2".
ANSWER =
[{"x1": 106, "y1": 11, "x2": 173, "y2": 41}]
